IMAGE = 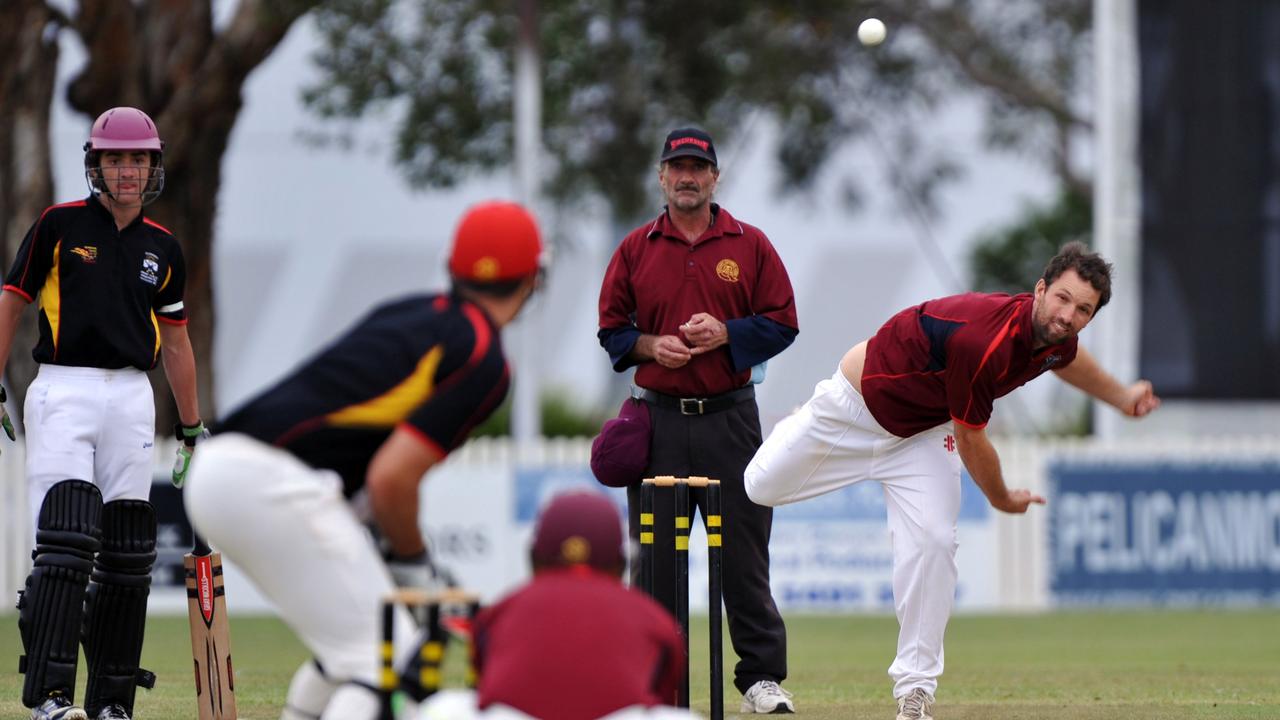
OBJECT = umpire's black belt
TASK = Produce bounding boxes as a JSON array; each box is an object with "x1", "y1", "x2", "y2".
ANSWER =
[{"x1": 634, "y1": 386, "x2": 755, "y2": 416}]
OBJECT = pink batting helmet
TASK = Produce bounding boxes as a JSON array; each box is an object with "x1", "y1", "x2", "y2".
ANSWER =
[
  {"x1": 83, "y1": 107, "x2": 166, "y2": 204},
  {"x1": 84, "y1": 107, "x2": 164, "y2": 152}
]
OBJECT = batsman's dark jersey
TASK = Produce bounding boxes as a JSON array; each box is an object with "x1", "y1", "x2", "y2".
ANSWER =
[
  {"x1": 3, "y1": 196, "x2": 188, "y2": 370},
  {"x1": 216, "y1": 292, "x2": 509, "y2": 497},
  {"x1": 862, "y1": 292, "x2": 1079, "y2": 438}
]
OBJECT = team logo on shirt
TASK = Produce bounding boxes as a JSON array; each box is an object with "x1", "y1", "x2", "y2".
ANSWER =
[
  {"x1": 71, "y1": 246, "x2": 98, "y2": 264},
  {"x1": 715, "y1": 259, "x2": 740, "y2": 282},
  {"x1": 944, "y1": 435, "x2": 956, "y2": 453},
  {"x1": 1040, "y1": 354, "x2": 1062, "y2": 372},
  {"x1": 140, "y1": 252, "x2": 160, "y2": 286}
]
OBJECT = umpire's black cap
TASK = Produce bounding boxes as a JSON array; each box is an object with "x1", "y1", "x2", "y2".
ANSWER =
[{"x1": 660, "y1": 127, "x2": 717, "y2": 166}]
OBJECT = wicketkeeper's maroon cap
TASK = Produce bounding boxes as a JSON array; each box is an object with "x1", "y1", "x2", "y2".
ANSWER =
[
  {"x1": 530, "y1": 490, "x2": 625, "y2": 573},
  {"x1": 590, "y1": 398, "x2": 651, "y2": 488}
]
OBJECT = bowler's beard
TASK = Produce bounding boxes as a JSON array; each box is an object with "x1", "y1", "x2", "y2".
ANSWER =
[{"x1": 1032, "y1": 312, "x2": 1071, "y2": 347}]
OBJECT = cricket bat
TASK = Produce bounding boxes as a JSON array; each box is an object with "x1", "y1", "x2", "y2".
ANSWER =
[{"x1": 186, "y1": 533, "x2": 238, "y2": 720}]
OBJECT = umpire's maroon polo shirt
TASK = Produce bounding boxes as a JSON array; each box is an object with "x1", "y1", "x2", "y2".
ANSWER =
[
  {"x1": 598, "y1": 206, "x2": 797, "y2": 397},
  {"x1": 862, "y1": 292, "x2": 1079, "y2": 437}
]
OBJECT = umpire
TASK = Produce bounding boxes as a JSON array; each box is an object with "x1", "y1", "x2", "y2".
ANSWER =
[{"x1": 596, "y1": 127, "x2": 798, "y2": 713}]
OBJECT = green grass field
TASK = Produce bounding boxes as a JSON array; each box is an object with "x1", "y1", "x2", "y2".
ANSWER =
[{"x1": 2, "y1": 610, "x2": 1277, "y2": 718}]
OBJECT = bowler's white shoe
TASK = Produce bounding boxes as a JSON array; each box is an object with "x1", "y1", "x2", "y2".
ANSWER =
[
  {"x1": 740, "y1": 680, "x2": 795, "y2": 714},
  {"x1": 896, "y1": 687, "x2": 935, "y2": 720}
]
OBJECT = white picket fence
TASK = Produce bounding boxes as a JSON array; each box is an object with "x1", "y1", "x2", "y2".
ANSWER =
[{"x1": 3, "y1": 433, "x2": 1279, "y2": 614}]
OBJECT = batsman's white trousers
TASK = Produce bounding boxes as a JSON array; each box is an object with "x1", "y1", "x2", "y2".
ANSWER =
[
  {"x1": 744, "y1": 368, "x2": 960, "y2": 700},
  {"x1": 184, "y1": 433, "x2": 418, "y2": 718},
  {"x1": 24, "y1": 364, "x2": 156, "y2": 530}
]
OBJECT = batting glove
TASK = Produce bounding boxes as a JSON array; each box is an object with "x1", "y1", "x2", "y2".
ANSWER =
[
  {"x1": 386, "y1": 548, "x2": 454, "y2": 592},
  {"x1": 171, "y1": 420, "x2": 209, "y2": 488},
  {"x1": 0, "y1": 386, "x2": 15, "y2": 447}
]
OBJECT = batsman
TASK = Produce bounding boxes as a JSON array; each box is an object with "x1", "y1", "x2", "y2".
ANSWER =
[
  {"x1": 0, "y1": 107, "x2": 207, "y2": 720},
  {"x1": 182, "y1": 201, "x2": 545, "y2": 719}
]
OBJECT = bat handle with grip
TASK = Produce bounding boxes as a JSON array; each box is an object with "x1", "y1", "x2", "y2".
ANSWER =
[{"x1": 193, "y1": 531, "x2": 212, "y2": 557}]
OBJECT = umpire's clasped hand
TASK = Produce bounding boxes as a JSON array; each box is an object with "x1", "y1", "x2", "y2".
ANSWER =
[
  {"x1": 171, "y1": 420, "x2": 209, "y2": 487},
  {"x1": 0, "y1": 386, "x2": 15, "y2": 448}
]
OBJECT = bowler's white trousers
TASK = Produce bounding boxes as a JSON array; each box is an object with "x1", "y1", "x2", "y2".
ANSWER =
[
  {"x1": 184, "y1": 433, "x2": 418, "y2": 719},
  {"x1": 744, "y1": 368, "x2": 960, "y2": 699},
  {"x1": 24, "y1": 364, "x2": 156, "y2": 529}
]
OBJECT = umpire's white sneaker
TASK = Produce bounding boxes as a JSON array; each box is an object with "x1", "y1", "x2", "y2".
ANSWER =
[
  {"x1": 896, "y1": 688, "x2": 935, "y2": 720},
  {"x1": 740, "y1": 680, "x2": 795, "y2": 714}
]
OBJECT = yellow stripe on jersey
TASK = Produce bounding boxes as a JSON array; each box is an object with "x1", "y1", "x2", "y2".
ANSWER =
[
  {"x1": 326, "y1": 345, "x2": 445, "y2": 427},
  {"x1": 151, "y1": 311, "x2": 161, "y2": 362},
  {"x1": 39, "y1": 240, "x2": 62, "y2": 352}
]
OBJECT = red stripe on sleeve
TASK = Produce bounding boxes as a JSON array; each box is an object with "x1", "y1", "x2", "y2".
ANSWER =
[
  {"x1": 951, "y1": 415, "x2": 987, "y2": 430},
  {"x1": 399, "y1": 422, "x2": 450, "y2": 458},
  {"x1": 2, "y1": 285, "x2": 33, "y2": 303}
]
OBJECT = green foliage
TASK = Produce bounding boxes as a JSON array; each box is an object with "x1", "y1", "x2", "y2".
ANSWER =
[
  {"x1": 303, "y1": 0, "x2": 947, "y2": 223},
  {"x1": 471, "y1": 388, "x2": 608, "y2": 438},
  {"x1": 303, "y1": 1, "x2": 1093, "y2": 226},
  {"x1": 969, "y1": 188, "x2": 1092, "y2": 295}
]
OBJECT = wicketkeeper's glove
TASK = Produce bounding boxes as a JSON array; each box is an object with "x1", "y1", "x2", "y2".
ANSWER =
[
  {"x1": 171, "y1": 420, "x2": 209, "y2": 488},
  {"x1": 0, "y1": 386, "x2": 15, "y2": 450}
]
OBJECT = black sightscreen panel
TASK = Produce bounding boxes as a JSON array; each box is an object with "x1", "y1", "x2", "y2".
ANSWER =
[{"x1": 1138, "y1": 0, "x2": 1280, "y2": 398}]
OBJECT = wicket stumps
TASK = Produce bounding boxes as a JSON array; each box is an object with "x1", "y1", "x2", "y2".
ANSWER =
[
  {"x1": 639, "y1": 476, "x2": 724, "y2": 720},
  {"x1": 378, "y1": 587, "x2": 481, "y2": 720}
]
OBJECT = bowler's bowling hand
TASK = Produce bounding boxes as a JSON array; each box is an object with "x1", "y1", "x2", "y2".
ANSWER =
[
  {"x1": 1124, "y1": 380, "x2": 1161, "y2": 418},
  {"x1": 0, "y1": 386, "x2": 15, "y2": 445}
]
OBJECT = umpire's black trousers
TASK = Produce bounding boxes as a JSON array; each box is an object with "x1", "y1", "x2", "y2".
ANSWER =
[{"x1": 627, "y1": 396, "x2": 787, "y2": 693}]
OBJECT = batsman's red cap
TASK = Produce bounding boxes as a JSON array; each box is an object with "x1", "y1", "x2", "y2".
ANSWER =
[
  {"x1": 590, "y1": 397, "x2": 651, "y2": 488},
  {"x1": 530, "y1": 490, "x2": 625, "y2": 573},
  {"x1": 448, "y1": 201, "x2": 543, "y2": 283}
]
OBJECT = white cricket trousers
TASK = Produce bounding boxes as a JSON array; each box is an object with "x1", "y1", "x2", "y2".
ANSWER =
[
  {"x1": 24, "y1": 364, "x2": 155, "y2": 530},
  {"x1": 744, "y1": 368, "x2": 961, "y2": 699},
  {"x1": 184, "y1": 433, "x2": 418, "y2": 720}
]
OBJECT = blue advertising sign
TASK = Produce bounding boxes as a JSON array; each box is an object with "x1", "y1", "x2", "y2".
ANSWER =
[{"x1": 1049, "y1": 463, "x2": 1280, "y2": 605}]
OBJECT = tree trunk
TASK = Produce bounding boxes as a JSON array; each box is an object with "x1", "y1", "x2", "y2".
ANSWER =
[
  {"x1": 60, "y1": 0, "x2": 320, "y2": 429},
  {"x1": 0, "y1": 0, "x2": 59, "y2": 422}
]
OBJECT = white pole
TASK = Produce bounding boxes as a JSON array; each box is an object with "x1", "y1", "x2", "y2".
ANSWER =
[
  {"x1": 512, "y1": 0, "x2": 542, "y2": 444},
  {"x1": 1093, "y1": 0, "x2": 1141, "y2": 439}
]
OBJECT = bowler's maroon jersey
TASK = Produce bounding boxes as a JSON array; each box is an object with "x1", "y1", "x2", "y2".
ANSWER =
[
  {"x1": 861, "y1": 292, "x2": 1078, "y2": 437},
  {"x1": 473, "y1": 567, "x2": 684, "y2": 718}
]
